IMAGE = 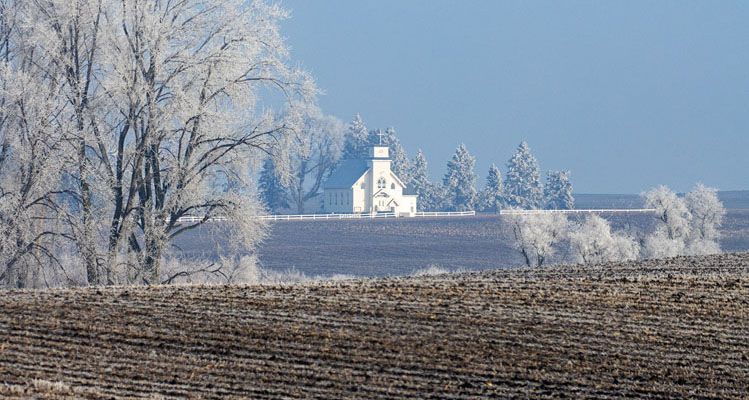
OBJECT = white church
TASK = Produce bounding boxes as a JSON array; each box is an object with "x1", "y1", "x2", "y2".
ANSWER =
[{"x1": 323, "y1": 145, "x2": 418, "y2": 216}]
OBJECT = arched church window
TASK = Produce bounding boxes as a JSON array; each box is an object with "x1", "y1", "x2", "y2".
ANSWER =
[
  {"x1": 391, "y1": 183, "x2": 395, "y2": 189},
  {"x1": 377, "y1": 177, "x2": 386, "y2": 189}
]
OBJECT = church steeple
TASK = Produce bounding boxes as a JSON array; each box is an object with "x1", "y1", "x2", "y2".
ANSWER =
[{"x1": 369, "y1": 145, "x2": 389, "y2": 159}]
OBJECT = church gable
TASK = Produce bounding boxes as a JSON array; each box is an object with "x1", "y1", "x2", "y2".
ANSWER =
[{"x1": 388, "y1": 171, "x2": 406, "y2": 189}]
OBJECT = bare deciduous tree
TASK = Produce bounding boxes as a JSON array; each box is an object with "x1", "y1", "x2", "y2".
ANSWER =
[
  {"x1": 641, "y1": 184, "x2": 725, "y2": 259},
  {"x1": 507, "y1": 212, "x2": 568, "y2": 267},
  {"x1": 283, "y1": 108, "x2": 344, "y2": 213},
  {"x1": 0, "y1": 0, "x2": 315, "y2": 287},
  {"x1": 569, "y1": 215, "x2": 639, "y2": 265}
]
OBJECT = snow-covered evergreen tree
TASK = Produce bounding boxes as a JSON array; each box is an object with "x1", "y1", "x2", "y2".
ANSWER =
[
  {"x1": 443, "y1": 144, "x2": 477, "y2": 211},
  {"x1": 410, "y1": 149, "x2": 441, "y2": 211},
  {"x1": 258, "y1": 158, "x2": 289, "y2": 213},
  {"x1": 544, "y1": 170, "x2": 574, "y2": 210},
  {"x1": 505, "y1": 141, "x2": 543, "y2": 209},
  {"x1": 384, "y1": 127, "x2": 412, "y2": 186},
  {"x1": 341, "y1": 114, "x2": 369, "y2": 159},
  {"x1": 479, "y1": 164, "x2": 504, "y2": 212}
]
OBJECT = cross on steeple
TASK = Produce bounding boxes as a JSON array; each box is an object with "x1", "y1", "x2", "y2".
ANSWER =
[{"x1": 377, "y1": 131, "x2": 385, "y2": 145}]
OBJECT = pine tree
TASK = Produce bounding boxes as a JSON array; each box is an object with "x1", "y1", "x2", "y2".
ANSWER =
[
  {"x1": 410, "y1": 149, "x2": 440, "y2": 211},
  {"x1": 443, "y1": 144, "x2": 477, "y2": 211},
  {"x1": 384, "y1": 127, "x2": 412, "y2": 186},
  {"x1": 505, "y1": 141, "x2": 543, "y2": 209},
  {"x1": 544, "y1": 170, "x2": 574, "y2": 210},
  {"x1": 480, "y1": 164, "x2": 504, "y2": 212},
  {"x1": 258, "y1": 157, "x2": 289, "y2": 213},
  {"x1": 341, "y1": 114, "x2": 369, "y2": 159}
]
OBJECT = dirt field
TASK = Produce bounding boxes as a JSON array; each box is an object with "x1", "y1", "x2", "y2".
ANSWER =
[{"x1": 1, "y1": 253, "x2": 747, "y2": 399}]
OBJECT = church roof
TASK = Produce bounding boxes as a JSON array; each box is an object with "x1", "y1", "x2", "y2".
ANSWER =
[{"x1": 323, "y1": 159, "x2": 369, "y2": 189}]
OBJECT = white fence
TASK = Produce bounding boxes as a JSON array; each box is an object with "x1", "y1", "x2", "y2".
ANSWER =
[
  {"x1": 414, "y1": 211, "x2": 476, "y2": 217},
  {"x1": 499, "y1": 208, "x2": 656, "y2": 215},
  {"x1": 258, "y1": 212, "x2": 397, "y2": 221},
  {"x1": 175, "y1": 209, "x2": 656, "y2": 223},
  {"x1": 176, "y1": 210, "x2": 476, "y2": 224}
]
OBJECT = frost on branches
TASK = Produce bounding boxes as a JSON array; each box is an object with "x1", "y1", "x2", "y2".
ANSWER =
[
  {"x1": 341, "y1": 114, "x2": 369, "y2": 160},
  {"x1": 0, "y1": 0, "x2": 316, "y2": 287},
  {"x1": 507, "y1": 213, "x2": 568, "y2": 267},
  {"x1": 544, "y1": 171, "x2": 574, "y2": 210},
  {"x1": 479, "y1": 164, "x2": 504, "y2": 213},
  {"x1": 259, "y1": 157, "x2": 289, "y2": 213},
  {"x1": 409, "y1": 150, "x2": 441, "y2": 211},
  {"x1": 568, "y1": 215, "x2": 639, "y2": 264},
  {"x1": 443, "y1": 144, "x2": 478, "y2": 211},
  {"x1": 641, "y1": 185, "x2": 725, "y2": 259},
  {"x1": 504, "y1": 141, "x2": 543, "y2": 209},
  {"x1": 282, "y1": 107, "x2": 344, "y2": 214},
  {"x1": 383, "y1": 127, "x2": 413, "y2": 187}
]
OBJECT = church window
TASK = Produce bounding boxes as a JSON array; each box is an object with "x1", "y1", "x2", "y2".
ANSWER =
[
  {"x1": 391, "y1": 183, "x2": 395, "y2": 189},
  {"x1": 377, "y1": 177, "x2": 386, "y2": 189},
  {"x1": 360, "y1": 182, "x2": 365, "y2": 189}
]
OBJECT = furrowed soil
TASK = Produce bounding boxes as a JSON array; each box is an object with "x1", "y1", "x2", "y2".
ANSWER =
[{"x1": 1, "y1": 253, "x2": 748, "y2": 399}]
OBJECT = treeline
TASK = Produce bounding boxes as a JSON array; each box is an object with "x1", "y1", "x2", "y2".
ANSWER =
[
  {"x1": 507, "y1": 184, "x2": 726, "y2": 267},
  {"x1": 260, "y1": 114, "x2": 574, "y2": 213}
]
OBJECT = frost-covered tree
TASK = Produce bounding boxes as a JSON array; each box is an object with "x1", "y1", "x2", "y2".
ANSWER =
[
  {"x1": 479, "y1": 164, "x2": 504, "y2": 213},
  {"x1": 641, "y1": 186, "x2": 691, "y2": 259},
  {"x1": 0, "y1": 0, "x2": 315, "y2": 287},
  {"x1": 259, "y1": 158, "x2": 289, "y2": 213},
  {"x1": 643, "y1": 185, "x2": 691, "y2": 240},
  {"x1": 640, "y1": 185, "x2": 725, "y2": 258},
  {"x1": 285, "y1": 110, "x2": 344, "y2": 213},
  {"x1": 409, "y1": 149, "x2": 440, "y2": 211},
  {"x1": 383, "y1": 127, "x2": 412, "y2": 186},
  {"x1": 685, "y1": 183, "x2": 725, "y2": 243},
  {"x1": 505, "y1": 141, "x2": 543, "y2": 209},
  {"x1": 341, "y1": 114, "x2": 369, "y2": 160},
  {"x1": 507, "y1": 213, "x2": 568, "y2": 267},
  {"x1": 443, "y1": 144, "x2": 477, "y2": 211},
  {"x1": 569, "y1": 215, "x2": 639, "y2": 264},
  {"x1": 0, "y1": 60, "x2": 70, "y2": 288},
  {"x1": 544, "y1": 171, "x2": 574, "y2": 210},
  {"x1": 684, "y1": 184, "x2": 725, "y2": 256}
]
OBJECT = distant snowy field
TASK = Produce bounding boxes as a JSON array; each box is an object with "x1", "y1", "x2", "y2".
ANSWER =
[{"x1": 175, "y1": 209, "x2": 749, "y2": 278}]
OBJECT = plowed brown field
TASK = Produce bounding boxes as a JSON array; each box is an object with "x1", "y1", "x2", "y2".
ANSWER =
[{"x1": 1, "y1": 253, "x2": 748, "y2": 399}]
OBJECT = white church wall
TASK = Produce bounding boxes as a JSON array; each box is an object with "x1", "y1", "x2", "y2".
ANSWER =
[
  {"x1": 352, "y1": 174, "x2": 368, "y2": 213},
  {"x1": 324, "y1": 189, "x2": 353, "y2": 213}
]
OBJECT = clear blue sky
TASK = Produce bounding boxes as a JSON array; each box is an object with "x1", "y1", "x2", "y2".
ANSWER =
[{"x1": 281, "y1": 0, "x2": 749, "y2": 194}]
